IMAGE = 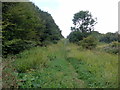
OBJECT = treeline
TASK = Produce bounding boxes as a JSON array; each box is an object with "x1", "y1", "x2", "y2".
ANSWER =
[
  {"x1": 99, "y1": 32, "x2": 118, "y2": 43},
  {"x1": 2, "y1": 2, "x2": 63, "y2": 57},
  {"x1": 67, "y1": 11, "x2": 119, "y2": 50},
  {"x1": 68, "y1": 27, "x2": 119, "y2": 44}
]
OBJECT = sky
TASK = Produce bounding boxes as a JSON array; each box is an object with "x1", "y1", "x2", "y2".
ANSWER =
[{"x1": 30, "y1": 0, "x2": 119, "y2": 38}]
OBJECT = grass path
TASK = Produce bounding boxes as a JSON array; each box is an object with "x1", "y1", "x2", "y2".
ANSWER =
[
  {"x1": 40, "y1": 39, "x2": 85, "y2": 88},
  {"x1": 66, "y1": 41, "x2": 118, "y2": 88},
  {"x1": 3, "y1": 39, "x2": 118, "y2": 88},
  {"x1": 13, "y1": 39, "x2": 86, "y2": 88}
]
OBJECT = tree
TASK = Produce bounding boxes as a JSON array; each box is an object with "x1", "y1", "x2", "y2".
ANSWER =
[
  {"x1": 68, "y1": 11, "x2": 97, "y2": 43},
  {"x1": 99, "y1": 32, "x2": 118, "y2": 43},
  {"x1": 2, "y1": 2, "x2": 63, "y2": 56},
  {"x1": 90, "y1": 31, "x2": 102, "y2": 40},
  {"x1": 67, "y1": 31, "x2": 84, "y2": 43},
  {"x1": 71, "y1": 11, "x2": 97, "y2": 34}
]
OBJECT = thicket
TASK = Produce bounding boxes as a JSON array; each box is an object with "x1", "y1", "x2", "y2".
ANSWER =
[
  {"x1": 79, "y1": 36, "x2": 97, "y2": 50},
  {"x1": 67, "y1": 11, "x2": 119, "y2": 50},
  {"x1": 2, "y1": 2, "x2": 63, "y2": 57},
  {"x1": 67, "y1": 11, "x2": 98, "y2": 47},
  {"x1": 67, "y1": 11, "x2": 119, "y2": 48},
  {"x1": 103, "y1": 41, "x2": 120, "y2": 54},
  {"x1": 99, "y1": 32, "x2": 118, "y2": 43},
  {"x1": 67, "y1": 11, "x2": 97, "y2": 44}
]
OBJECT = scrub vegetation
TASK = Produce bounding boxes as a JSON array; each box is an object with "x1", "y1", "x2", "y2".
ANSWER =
[
  {"x1": 2, "y1": 2, "x2": 119, "y2": 89},
  {"x1": 3, "y1": 40, "x2": 118, "y2": 88}
]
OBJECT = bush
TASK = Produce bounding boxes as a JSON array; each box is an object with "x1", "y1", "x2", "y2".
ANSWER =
[
  {"x1": 42, "y1": 40, "x2": 52, "y2": 46},
  {"x1": 67, "y1": 31, "x2": 85, "y2": 43},
  {"x1": 103, "y1": 41, "x2": 120, "y2": 54},
  {"x1": 99, "y1": 32, "x2": 118, "y2": 43},
  {"x1": 80, "y1": 36, "x2": 97, "y2": 49},
  {"x1": 3, "y1": 39, "x2": 37, "y2": 57}
]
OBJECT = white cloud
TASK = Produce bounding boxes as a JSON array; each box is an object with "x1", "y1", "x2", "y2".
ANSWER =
[{"x1": 30, "y1": 0, "x2": 119, "y2": 37}]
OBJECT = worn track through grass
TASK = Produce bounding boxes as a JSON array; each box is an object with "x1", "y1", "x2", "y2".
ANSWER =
[
  {"x1": 3, "y1": 39, "x2": 118, "y2": 88},
  {"x1": 12, "y1": 39, "x2": 86, "y2": 88}
]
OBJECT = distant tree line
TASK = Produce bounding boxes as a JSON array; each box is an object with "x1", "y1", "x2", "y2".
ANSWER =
[
  {"x1": 99, "y1": 32, "x2": 118, "y2": 43},
  {"x1": 2, "y1": 2, "x2": 63, "y2": 57},
  {"x1": 67, "y1": 11, "x2": 119, "y2": 49}
]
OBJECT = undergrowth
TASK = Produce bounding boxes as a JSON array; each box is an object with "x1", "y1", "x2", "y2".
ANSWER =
[
  {"x1": 67, "y1": 43, "x2": 118, "y2": 88},
  {"x1": 2, "y1": 39, "x2": 118, "y2": 88}
]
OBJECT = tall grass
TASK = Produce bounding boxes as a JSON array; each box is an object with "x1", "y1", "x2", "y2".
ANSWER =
[
  {"x1": 13, "y1": 40, "x2": 85, "y2": 88},
  {"x1": 14, "y1": 47, "x2": 49, "y2": 73},
  {"x1": 67, "y1": 43, "x2": 118, "y2": 88},
  {"x1": 3, "y1": 40, "x2": 118, "y2": 88}
]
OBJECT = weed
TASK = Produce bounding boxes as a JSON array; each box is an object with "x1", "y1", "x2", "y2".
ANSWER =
[{"x1": 3, "y1": 40, "x2": 118, "y2": 88}]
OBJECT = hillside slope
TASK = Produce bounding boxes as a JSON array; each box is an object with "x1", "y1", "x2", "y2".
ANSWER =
[{"x1": 2, "y1": 2, "x2": 63, "y2": 56}]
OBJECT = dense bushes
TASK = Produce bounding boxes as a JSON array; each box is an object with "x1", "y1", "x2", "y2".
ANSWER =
[
  {"x1": 67, "y1": 31, "x2": 98, "y2": 50},
  {"x1": 67, "y1": 10, "x2": 97, "y2": 44},
  {"x1": 103, "y1": 41, "x2": 120, "y2": 54},
  {"x1": 67, "y1": 31, "x2": 85, "y2": 43},
  {"x1": 2, "y1": 39, "x2": 37, "y2": 57},
  {"x1": 2, "y1": 2, "x2": 63, "y2": 57},
  {"x1": 79, "y1": 36, "x2": 97, "y2": 49},
  {"x1": 99, "y1": 32, "x2": 118, "y2": 43}
]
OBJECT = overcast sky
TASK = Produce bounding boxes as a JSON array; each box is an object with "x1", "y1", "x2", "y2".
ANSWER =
[{"x1": 30, "y1": 0, "x2": 119, "y2": 38}]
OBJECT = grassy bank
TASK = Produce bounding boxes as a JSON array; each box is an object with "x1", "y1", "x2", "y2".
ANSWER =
[
  {"x1": 2, "y1": 39, "x2": 118, "y2": 88},
  {"x1": 67, "y1": 43, "x2": 118, "y2": 88}
]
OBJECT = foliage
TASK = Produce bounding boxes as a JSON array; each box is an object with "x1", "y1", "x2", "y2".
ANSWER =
[
  {"x1": 103, "y1": 41, "x2": 120, "y2": 54},
  {"x1": 71, "y1": 10, "x2": 97, "y2": 33},
  {"x1": 67, "y1": 31, "x2": 84, "y2": 43},
  {"x1": 3, "y1": 40, "x2": 118, "y2": 88},
  {"x1": 67, "y1": 43, "x2": 118, "y2": 88},
  {"x1": 2, "y1": 39, "x2": 37, "y2": 57},
  {"x1": 2, "y1": 56, "x2": 18, "y2": 88},
  {"x1": 2, "y1": 2, "x2": 118, "y2": 88},
  {"x1": 68, "y1": 10, "x2": 97, "y2": 43},
  {"x1": 14, "y1": 46, "x2": 49, "y2": 73},
  {"x1": 2, "y1": 2, "x2": 63, "y2": 56},
  {"x1": 90, "y1": 31, "x2": 102, "y2": 40},
  {"x1": 79, "y1": 36, "x2": 97, "y2": 49},
  {"x1": 11, "y1": 40, "x2": 85, "y2": 88},
  {"x1": 99, "y1": 32, "x2": 118, "y2": 43}
]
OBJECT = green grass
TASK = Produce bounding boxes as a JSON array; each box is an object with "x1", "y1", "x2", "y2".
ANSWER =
[
  {"x1": 3, "y1": 39, "x2": 118, "y2": 88},
  {"x1": 13, "y1": 40, "x2": 85, "y2": 88},
  {"x1": 67, "y1": 43, "x2": 118, "y2": 88},
  {"x1": 14, "y1": 47, "x2": 49, "y2": 73}
]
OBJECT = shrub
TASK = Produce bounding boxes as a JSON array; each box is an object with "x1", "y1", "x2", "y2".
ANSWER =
[
  {"x1": 67, "y1": 31, "x2": 84, "y2": 43},
  {"x1": 42, "y1": 40, "x2": 52, "y2": 46},
  {"x1": 103, "y1": 41, "x2": 120, "y2": 54},
  {"x1": 99, "y1": 32, "x2": 118, "y2": 43},
  {"x1": 2, "y1": 39, "x2": 37, "y2": 57},
  {"x1": 80, "y1": 36, "x2": 97, "y2": 49}
]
